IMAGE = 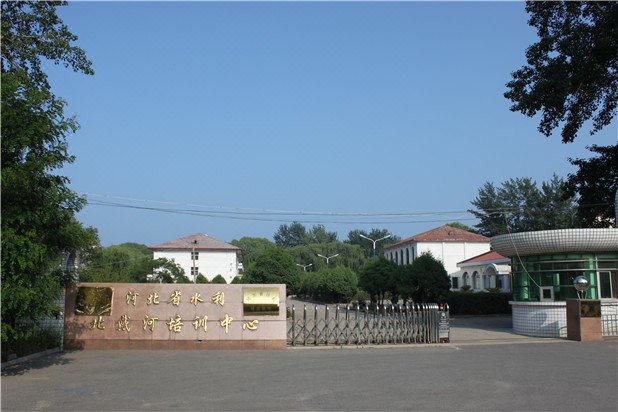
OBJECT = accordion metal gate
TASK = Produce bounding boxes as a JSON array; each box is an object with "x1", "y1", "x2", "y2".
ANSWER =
[{"x1": 287, "y1": 303, "x2": 449, "y2": 346}]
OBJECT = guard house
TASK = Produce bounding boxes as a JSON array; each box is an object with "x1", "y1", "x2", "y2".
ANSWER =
[{"x1": 491, "y1": 228, "x2": 618, "y2": 337}]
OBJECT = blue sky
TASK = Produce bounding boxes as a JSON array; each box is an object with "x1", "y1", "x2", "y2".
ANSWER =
[{"x1": 47, "y1": 2, "x2": 617, "y2": 247}]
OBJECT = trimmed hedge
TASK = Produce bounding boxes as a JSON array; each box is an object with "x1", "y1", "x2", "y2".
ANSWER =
[{"x1": 446, "y1": 292, "x2": 512, "y2": 315}]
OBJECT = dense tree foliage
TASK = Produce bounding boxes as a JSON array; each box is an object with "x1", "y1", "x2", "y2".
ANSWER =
[
  {"x1": 505, "y1": 1, "x2": 617, "y2": 143},
  {"x1": 210, "y1": 274, "x2": 227, "y2": 284},
  {"x1": 151, "y1": 259, "x2": 191, "y2": 284},
  {"x1": 469, "y1": 175, "x2": 578, "y2": 237},
  {"x1": 273, "y1": 222, "x2": 337, "y2": 247},
  {"x1": 404, "y1": 253, "x2": 451, "y2": 303},
  {"x1": 299, "y1": 266, "x2": 358, "y2": 303},
  {"x1": 564, "y1": 144, "x2": 617, "y2": 228},
  {"x1": 289, "y1": 242, "x2": 367, "y2": 273},
  {"x1": 444, "y1": 222, "x2": 477, "y2": 233},
  {"x1": 231, "y1": 237, "x2": 274, "y2": 265},
  {"x1": 358, "y1": 257, "x2": 399, "y2": 304},
  {"x1": 346, "y1": 228, "x2": 400, "y2": 257},
  {"x1": 243, "y1": 247, "x2": 301, "y2": 295},
  {"x1": 80, "y1": 243, "x2": 189, "y2": 284},
  {"x1": 1, "y1": 1, "x2": 95, "y2": 351}
]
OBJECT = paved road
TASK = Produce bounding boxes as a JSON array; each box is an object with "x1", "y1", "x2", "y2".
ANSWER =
[{"x1": 2, "y1": 340, "x2": 617, "y2": 411}]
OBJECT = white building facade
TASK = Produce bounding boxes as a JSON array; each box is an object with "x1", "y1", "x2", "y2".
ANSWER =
[
  {"x1": 384, "y1": 225, "x2": 490, "y2": 290},
  {"x1": 150, "y1": 233, "x2": 242, "y2": 283},
  {"x1": 456, "y1": 251, "x2": 511, "y2": 292}
]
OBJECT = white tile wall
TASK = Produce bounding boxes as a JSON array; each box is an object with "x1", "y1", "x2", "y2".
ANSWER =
[{"x1": 511, "y1": 300, "x2": 618, "y2": 337}]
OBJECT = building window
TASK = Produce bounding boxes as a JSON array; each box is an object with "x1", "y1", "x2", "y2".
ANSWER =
[
  {"x1": 191, "y1": 251, "x2": 199, "y2": 260},
  {"x1": 472, "y1": 271, "x2": 480, "y2": 289},
  {"x1": 191, "y1": 267, "x2": 199, "y2": 277},
  {"x1": 452, "y1": 277, "x2": 459, "y2": 289},
  {"x1": 399, "y1": 250, "x2": 403, "y2": 265},
  {"x1": 463, "y1": 272, "x2": 469, "y2": 286},
  {"x1": 405, "y1": 248, "x2": 410, "y2": 265}
]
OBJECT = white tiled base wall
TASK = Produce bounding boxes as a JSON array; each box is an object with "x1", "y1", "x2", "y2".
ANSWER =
[{"x1": 511, "y1": 300, "x2": 618, "y2": 337}]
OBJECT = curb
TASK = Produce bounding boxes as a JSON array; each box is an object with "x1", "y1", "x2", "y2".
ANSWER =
[{"x1": 1, "y1": 347, "x2": 61, "y2": 369}]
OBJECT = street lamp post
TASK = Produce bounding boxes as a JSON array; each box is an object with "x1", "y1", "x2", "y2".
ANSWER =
[
  {"x1": 359, "y1": 234, "x2": 391, "y2": 257},
  {"x1": 296, "y1": 263, "x2": 313, "y2": 272},
  {"x1": 317, "y1": 253, "x2": 339, "y2": 267}
]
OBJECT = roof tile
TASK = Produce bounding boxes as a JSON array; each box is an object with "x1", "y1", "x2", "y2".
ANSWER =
[
  {"x1": 150, "y1": 233, "x2": 240, "y2": 251},
  {"x1": 385, "y1": 225, "x2": 489, "y2": 249}
]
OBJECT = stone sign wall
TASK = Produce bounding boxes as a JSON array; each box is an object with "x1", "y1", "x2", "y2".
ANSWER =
[{"x1": 64, "y1": 283, "x2": 286, "y2": 350}]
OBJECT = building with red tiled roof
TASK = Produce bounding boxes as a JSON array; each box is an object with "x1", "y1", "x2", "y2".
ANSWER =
[
  {"x1": 383, "y1": 225, "x2": 491, "y2": 290},
  {"x1": 150, "y1": 233, "x2": 242, "y2": 283},
  {"x1": 456, "y1": 251, "x2": 511, "y2": 292}
]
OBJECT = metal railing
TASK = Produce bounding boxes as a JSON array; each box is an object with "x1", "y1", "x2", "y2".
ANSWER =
[
  {"x1": 287, "y1": 303, "x2": 449, "y2": 346},
  {"x1": 602, "y1": 314, "x2": 618, "y2": 337}
]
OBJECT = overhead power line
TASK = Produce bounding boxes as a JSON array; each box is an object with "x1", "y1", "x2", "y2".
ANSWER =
[
  {"x1": 82, "y1": 193, "x2": 613, "y2": 225},
  {"x1": 82, "y1": 192, "x2": 476, "y2": 217},
  {"x1": 86, "y1": 199, "x2": 477, "y2": 225}
]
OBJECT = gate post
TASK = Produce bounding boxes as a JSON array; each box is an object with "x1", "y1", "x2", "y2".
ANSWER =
[
  {"x1": 303, "y1": 305, "x2": 307, "y2": 346},
  {"x1": 324, "y1": 306, "x2": 330, "y2": 346},
  {"x1": 291, "y1": 305, "x2": 296, "y2": 346},
  {"x1": 314, "y1": 305, "x2": 319, "y2": 346}
]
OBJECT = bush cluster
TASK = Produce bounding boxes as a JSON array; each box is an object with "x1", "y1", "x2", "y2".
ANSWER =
[
  {"x1": 1, "y1": 325, "x2": 61, "y2": 361},
  {"x1": 446, "y1": 292, "x2": 512, "y2": 315},
  {"x1": 298, "y1": 266, "x2": 358, "y2": 303}
]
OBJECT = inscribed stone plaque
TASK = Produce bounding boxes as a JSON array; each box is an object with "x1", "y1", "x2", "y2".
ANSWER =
[
  {"x1": 75, "y1": 286, "x2": 114, "y2": 316},
  {"x1": 580, "y1": 300, "x2": 601, "y2": 317},
  {"x1": 243, "y1": 287, "x2": 280, "y2": 316}
]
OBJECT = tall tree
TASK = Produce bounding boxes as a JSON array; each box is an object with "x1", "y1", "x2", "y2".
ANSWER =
[
  {"x1": 405, "y1": 253, "x2": 451, "y2": 303},
  {"x1": 358, "y1": 257, "x2": 398, "y2": 304},
  {"x1": 444, "y1": 222, "x2": 477, "y2": 234},
  {"x1": 564, "y1": 144, "x2": 618, "y2": 228},
  {"x1": 1, "y1": 1, "x2": 95, "y2": 350},
  {"x1": 346, "y1": 228, "x2": 400, "y2": 257},
  {"x1": 80, "y1": 243, "x2": 189, "y2": 284},
  {"x1": 469, "y1": 176, "x2": 577, "y2": 237},
  {"x1": 505, "y1": 2, "x2": 618, "y2": 143},
  {"x1": 305, "y1": 224, "x2": 338, "y2": 244},
  {"x1": 289, "y1": 242, "x2": 367, "y2": 273},
  {"x1": 273, "y1": 222, "x2": 338, "y2": 247},
  {"x1": 231, "y1": 237, "x2": 274, "y2": 265},
  {"x1": 243, "y1": 247, "x2": 302, "y2": 295},
  {"x1": 273, "y1": 222, "x2": 308, "y2": 248}
]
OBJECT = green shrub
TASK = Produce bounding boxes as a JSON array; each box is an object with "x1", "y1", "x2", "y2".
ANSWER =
[
  {"x1": 299, "y1": 272, "x2": 320, "y2": 299},
  {"x1": 351, "y1": 289, "x2": 370, "y2": 306},
  {"x1": 243, "y1": 247, "x2": 301, "y2": 294},
  {"x1": 317, "y1": 266, "x2": 358, "y2": 303},
  {"x1": 195, "y1": 274, "x2": 209, "y2": 284},
  {"x1": 446, "y1": 292, "x2": 512, "y2": 315},
  {"x1": 230, "y1": 276, "x2": 244, "y2": 284},
  {"x1": 460, "y1": 285, "x2": 472, "y2": 292},
  {"x1": 211, "y1": 274, "x2": 227, "y2": 284},
  {"x1": 1, "y1": 325, "x2": 61, "y2": 361}
]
